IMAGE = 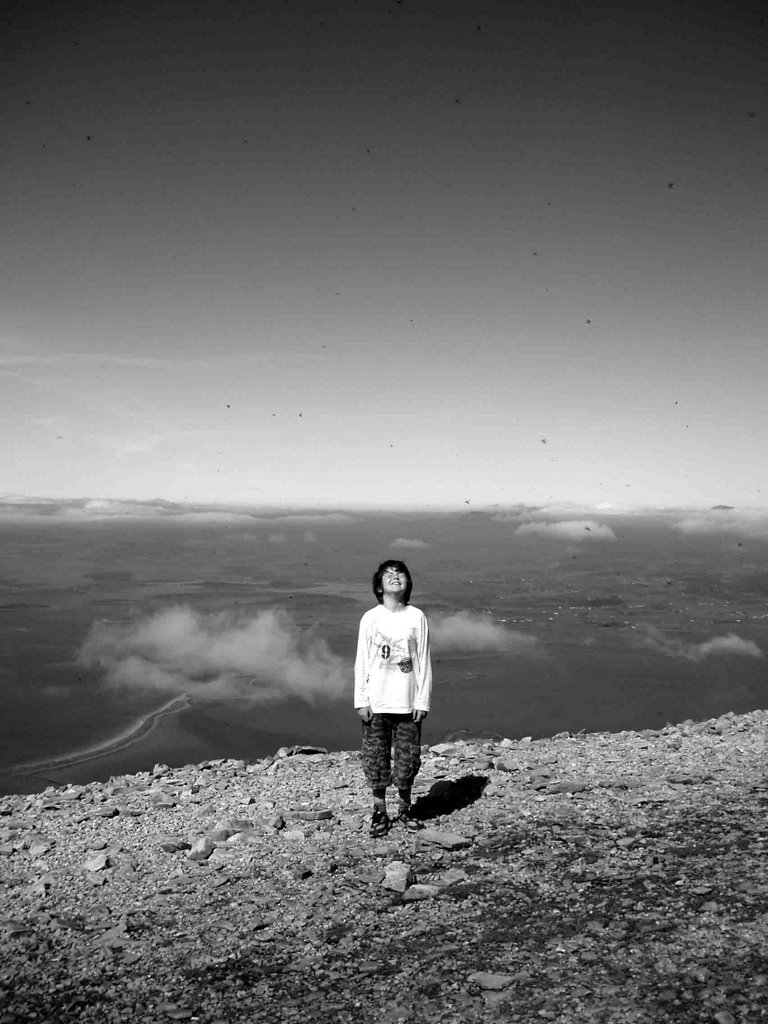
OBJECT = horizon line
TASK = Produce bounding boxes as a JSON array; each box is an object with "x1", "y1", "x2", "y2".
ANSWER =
[{"x1": 0, "y1": 493, "x2": 761, "y2": 519}]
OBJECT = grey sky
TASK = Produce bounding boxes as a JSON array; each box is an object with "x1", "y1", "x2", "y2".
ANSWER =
[{"x1": 2, "y1": 1, "x2": 766, "y2": 508}]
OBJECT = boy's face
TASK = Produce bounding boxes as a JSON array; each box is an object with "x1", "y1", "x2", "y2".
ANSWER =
[{"x1": 381, "y1": 565, "x2": 408, "y2": 598}]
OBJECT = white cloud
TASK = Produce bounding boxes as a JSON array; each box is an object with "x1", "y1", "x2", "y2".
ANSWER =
[
  {"x1": 493, "y1": 502, "x2": 664, "y2": 523},
  {"x1": 268, "y1": 533, "x2": 287, "y2": 544},
  {"x1": 431, "y1": 611, "x2": 539, "y2": 654},
  {"x1": 514, "y1": 520, "x2": 617, "y2": 542},
  {"x1": 303, "y1": 530, "x2": 318, "y2": 543},
  {"x1": 77, "y1": 605, "x2": 349, "y2": 703},
  {"x1": 390, "y1": 537, "x2": 428, "y2": 549},
  {"x1": 261, "y1": 513, "x2": 354, "y2": 525},
  {"x1": 697, "y1": 635, "x2": 763, "y2": 659},
  {"x1": 675, "y1": 509, "x2": 768, "y2": 540},
  {"x1": 526, "y1": 502, "x2": 602, "y2": 519},
  {"x1": 82, "y1": 499, "x2": 167, "y2": 517},
  {"x1": 636, "y1": 625, "x2": 764, "y2": 662}
]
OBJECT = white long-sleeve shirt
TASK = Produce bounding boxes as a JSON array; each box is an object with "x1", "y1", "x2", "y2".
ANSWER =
[{"x1": 354, "y1": 604, "x2": 432, "y2": 714}]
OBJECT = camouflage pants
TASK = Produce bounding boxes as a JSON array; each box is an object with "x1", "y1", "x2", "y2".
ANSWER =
[{"x1": 361, "y1": 713, "x2": 422, "y2": 790}]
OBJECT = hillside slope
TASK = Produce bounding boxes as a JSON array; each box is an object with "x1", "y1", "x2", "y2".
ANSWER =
[{"x1": 1, "y1": 710, "x2": 766, "y2": 1023}]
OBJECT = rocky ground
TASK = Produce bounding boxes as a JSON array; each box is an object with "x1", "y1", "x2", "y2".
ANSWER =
[{"x1": 1, "y1": 709, "x2": 767, "y2": 1024}]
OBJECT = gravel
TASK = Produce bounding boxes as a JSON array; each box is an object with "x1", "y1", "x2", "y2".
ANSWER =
[{"x1": 1, "y1": 708, "x2": 767, "y2": 1023}]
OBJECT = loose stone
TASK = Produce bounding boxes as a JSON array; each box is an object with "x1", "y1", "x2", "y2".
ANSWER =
[
  {"x1": 187, "y1": 837, "x2": 215, "y2": 862},
  {"x1": 418, "y1": 828, "x2": 472, "y2": 850},
  {"x1": 288, "y1": 808, "x2": 334, "y2": 821},
  {"x1": 429, "y1": 742, "x2": 468, "y2": 757},
  {"x1": 546, "y1": 780, "x2": 590, "y2": 794},
  {"x1": 84, "y1": 852, "x2": 109, "y2": 872},
  {"x1": 467, "y1": 971, "x2": 515, "y2": 991},
  {"x1": 382, "y1": 861, "x2": 416, "y2": 892},
  {"x1": 402, "y1": 883, "x2": 440, "y2": 901}
]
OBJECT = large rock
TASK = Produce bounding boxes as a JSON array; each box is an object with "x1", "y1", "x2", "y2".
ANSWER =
[
  {"x1": 434, "y1": 867, "x2": 468, "y2": 887},
  {"x1": 545, "y1": 779, "x2": 590, "y2": 794},
  {"x1": 382, "y1": 861, "x2": 416, "y2": 892},
  {"x1": 28, "y1": 838, "x2": 54, "y2": 858},
  {"x1": 187, "y1": 837, "x2": 215, "y2": 862},
  {"x1": 149, "y1": 789, "x2": 177, "y2": 809},
  {"x1": 429, "y1": 742, "x2": 469, "y2": 757},
  {"x1": 210, "y1": 817, "x2": 253, "y2": 841},
  {"x1": 83, "y1": 852, "x2": 109, "y2": 872},
  {"x1": 418, "y1": 828, "x2": 472, "y2": 850},
  {"x1": 276, "y1": 745, "x2": 329, "y2": 758},
  {"x1": 402, "y1": 884, "x2": 440, "y2": 901},
  {"x1": 158, "y1": 835, "x2": 191, "y2": 853}
]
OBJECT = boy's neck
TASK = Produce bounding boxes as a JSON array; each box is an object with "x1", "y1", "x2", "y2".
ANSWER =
[{"x1": 382, "y1": 594, "x2": 407, "y2": 612}]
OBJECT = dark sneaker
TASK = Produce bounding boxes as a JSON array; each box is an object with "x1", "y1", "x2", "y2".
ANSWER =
[
  {"x1": 396, "y1": 804, "x2": 422, "y2": 831},
  {"x1": 369, "y1": 808, "x2": 390, "y2": 838}
]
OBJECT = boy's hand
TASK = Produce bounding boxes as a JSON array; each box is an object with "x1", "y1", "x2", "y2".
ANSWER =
[
  {"x1": 412, "y1": 709, "x2": 427, "y2": 722},
  {"x1": 356, "y1": 706, "x2": 373, "y2": 723}
]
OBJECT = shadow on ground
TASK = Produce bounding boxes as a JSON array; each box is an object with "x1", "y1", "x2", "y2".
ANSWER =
[{"x1": 412, "y1": 774, "x2": 489, "y2": 821}]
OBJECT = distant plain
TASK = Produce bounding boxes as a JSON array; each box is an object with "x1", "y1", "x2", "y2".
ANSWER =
[{"x1": 0, "y1": 508, "x2": 765, "y2": 794}]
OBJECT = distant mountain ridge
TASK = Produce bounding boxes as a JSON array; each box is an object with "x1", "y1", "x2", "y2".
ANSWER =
[
  {"x1": 0, "y1": 495, "x2": 759, "y2": 522},
  {"x1": 0, "y1": 496, "x2": 349, "y2": 521},
  {"x1": 0, "y1": 496, "x2": 186, "y2": 518}
]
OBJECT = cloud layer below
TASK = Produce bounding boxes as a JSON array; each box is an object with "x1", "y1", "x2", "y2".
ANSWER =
[
  {"x1": 78, "y1": 606, "x2": 349, "y2": 703},
  {"x1": 431, "y1": 611, "x2": 539, "y2": 654},
  {"x1": 514, "y1": 520, "x2": 617, "y2": 542},
  {"x1": 637, "y1": 625, "x2": 764, "y2": 662},
  {"x1": 675, "y1": 510, "x2": 768, "y2": 540}
]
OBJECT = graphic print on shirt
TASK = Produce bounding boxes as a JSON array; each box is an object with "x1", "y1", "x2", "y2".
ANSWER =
[{"x1": 373, "y1": 629, "x2": 417, "y2": 675}]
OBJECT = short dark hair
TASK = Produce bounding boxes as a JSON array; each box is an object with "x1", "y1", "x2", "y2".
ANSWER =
[{"x1": 372, "y1": 560, "x2": 413, "y2": 605}]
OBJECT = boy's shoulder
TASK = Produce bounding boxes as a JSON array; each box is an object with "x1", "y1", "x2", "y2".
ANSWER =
[{"x1": 360, "y1": 604, "x2": 426, "y2": 621}]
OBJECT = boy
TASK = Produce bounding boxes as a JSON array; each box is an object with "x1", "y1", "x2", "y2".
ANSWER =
[{"x1": 354, "y1": 559, "x2": 432, "y2": 837}]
